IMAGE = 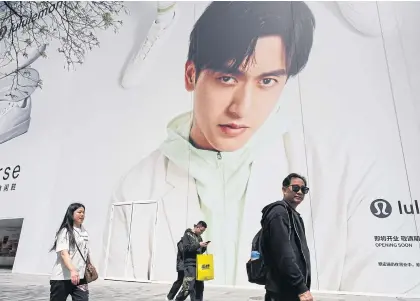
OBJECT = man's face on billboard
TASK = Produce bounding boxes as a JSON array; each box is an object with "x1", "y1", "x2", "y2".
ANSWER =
[{"x1": 185, "y1": 36, "x2": 288, "y2": 152}]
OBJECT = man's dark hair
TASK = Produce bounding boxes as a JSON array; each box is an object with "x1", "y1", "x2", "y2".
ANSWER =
[
  {"x1": 188, "y1": 1, "x2": 315, "y2": 79},
  {"x1": 196, "y1": 221, "x2": 208, "y2": 228},
  {"x1": 282, "y1": 173, "x2": 307, "y2": 187}
]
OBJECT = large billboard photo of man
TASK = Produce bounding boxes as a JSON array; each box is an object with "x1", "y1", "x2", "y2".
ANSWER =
[
  {"x1": 103, "y1": 1, "x2": 420, "y2": 294},
  {"x1": 106, "y1": 0, "x2": 315, "y2": 287}
]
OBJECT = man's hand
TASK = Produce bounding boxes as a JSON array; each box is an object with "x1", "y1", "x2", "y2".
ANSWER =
[
  {"x1": 299, "y1": 291, "x2": 313, "y2": 301},
  {"x1": 199, "y1": 242, "x2": 208, "y2": 247}
]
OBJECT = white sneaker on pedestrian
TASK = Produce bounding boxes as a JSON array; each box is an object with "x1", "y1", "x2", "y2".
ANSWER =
[
  {"x1": 120, "y1": 4, "x2": 179, "y2": 89},
  {"x1": 0, "y1": 97, "x2": 32, "y2": 144}
]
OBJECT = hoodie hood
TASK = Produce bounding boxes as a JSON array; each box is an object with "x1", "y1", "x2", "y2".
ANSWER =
[
  {"x1": 159, "y1": 111, "x2": 255, "y2": 239},
  {"x1": 262, "y1": 200, "x2": 285, "y2": 223},
  {"x1": 261, "y1": 200, "x2": 300, "y2": 224},
  {"x1": 159, "y1": 109, "x2": 287, "y2": 176}
]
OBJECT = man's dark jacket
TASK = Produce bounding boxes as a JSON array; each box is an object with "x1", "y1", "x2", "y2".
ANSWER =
[
  {"x1": 261, "y1": 200, "x2": 311, "y2": 298},
  {"x1": 181, "y1": 228, "x2": 207, "y2": 268}
]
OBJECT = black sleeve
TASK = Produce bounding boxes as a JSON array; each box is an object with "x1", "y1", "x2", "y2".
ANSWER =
[
  {"x1": 182, "y1": 232, "x2": 200, "y2": 252},
  {"x1": 267, "y1": 212, "x2": 308, "y2": 295}
]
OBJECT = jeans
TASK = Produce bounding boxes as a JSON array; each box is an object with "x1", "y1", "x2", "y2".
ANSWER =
[
  {"x1": 50, "y1": 279, "x2": 89, "y2": 301},
  {"x1": 175, "y1": 266, "x2": 204, "y2": 301}
]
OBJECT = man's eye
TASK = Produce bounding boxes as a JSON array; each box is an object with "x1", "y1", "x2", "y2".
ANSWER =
[
  {"x1": 218, "y1": 76, "x2": 236, "y2": 84},
  {"x1": 260, "y1": 78, "x2": 278, "y2": 87}
]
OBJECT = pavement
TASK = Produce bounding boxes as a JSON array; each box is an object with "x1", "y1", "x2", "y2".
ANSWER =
[
  {"x1": 1, "y1": 269, "x2": 420, "y2": 301},
  {"x1": 0, "y1": 269, "x2": 258, "y2": 301}
]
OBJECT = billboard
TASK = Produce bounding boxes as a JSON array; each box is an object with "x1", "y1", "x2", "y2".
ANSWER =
[{"x1": 1, "y1": 1, "x2": 420, "y2": 296}]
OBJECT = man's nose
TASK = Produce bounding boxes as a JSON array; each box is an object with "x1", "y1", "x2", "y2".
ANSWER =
[
  {"x1": 294, "y1": 189, "x2": 303, "y2": 195},
  {"x1": 227, "y1": 84, "x2": 253, "y2": 118}
]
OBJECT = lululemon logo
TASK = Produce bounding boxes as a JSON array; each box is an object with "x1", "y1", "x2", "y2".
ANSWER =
[{"x1": 370, "y1": 199, "x2": 392, "y2": 218}]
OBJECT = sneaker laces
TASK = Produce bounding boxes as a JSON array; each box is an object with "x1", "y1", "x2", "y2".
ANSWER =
[
  {"x1": 0, "y1": 102, "x2": 17, "y2": 116},
  {"x1": 135, "y1": 22, "x2": 165, "y2": 61}
]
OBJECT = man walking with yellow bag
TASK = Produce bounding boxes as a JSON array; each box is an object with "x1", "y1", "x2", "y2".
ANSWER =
[{"x1": 175, "y1": 221, "x2": 209, "y2": 301}]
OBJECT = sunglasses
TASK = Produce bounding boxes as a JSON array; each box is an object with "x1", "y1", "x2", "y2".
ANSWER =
[{"x1": 288, "y1": 184, "x2": 310, "y2": 194}]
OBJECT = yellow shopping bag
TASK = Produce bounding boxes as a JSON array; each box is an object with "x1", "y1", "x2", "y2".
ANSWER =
[{"x1": 196, "y1": 254, "x2": 214, "y2": 281}]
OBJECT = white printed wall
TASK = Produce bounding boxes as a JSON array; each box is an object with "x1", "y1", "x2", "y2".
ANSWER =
[{"x1": 1, "y1": 1, "x2": 420, "y2": 296}]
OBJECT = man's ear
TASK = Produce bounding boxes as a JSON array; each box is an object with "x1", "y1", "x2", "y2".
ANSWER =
[{"x1": 185, "y1": 61, "x2": 196, "y2": 92}]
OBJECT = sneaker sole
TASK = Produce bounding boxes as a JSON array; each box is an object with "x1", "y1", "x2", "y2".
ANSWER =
[{"x1": 0, "y1": 117, "x2": 31, "y2": 144}]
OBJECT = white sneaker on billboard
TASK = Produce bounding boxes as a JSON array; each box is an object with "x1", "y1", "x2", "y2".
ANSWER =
[
  {"x1": 0, "y1": 68, "x2": 40, "y2": 102},
  {"x1": 0, "y1": 97, "x2": 32, "y2": 144},
  {"x1": 336, "y1": 2, "x2": 381, "y2": 37},
  {"x1": 0, "y1": 67, "x2": 39, "y2": 144},
  {"x1": 120, "y1": 6, "x2": 179, "y2": 89}
]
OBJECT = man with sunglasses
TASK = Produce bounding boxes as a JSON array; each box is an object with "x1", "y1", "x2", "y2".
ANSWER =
[{"x1": 261, "y1": 173, "x2": 312, "y2": 301}]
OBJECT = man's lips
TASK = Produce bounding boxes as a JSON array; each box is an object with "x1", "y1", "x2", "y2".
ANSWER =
[
  {"x1": 220, "y1": 123, "x2": 248, "y2": 129},
  {"x1": 218, "y1": 123, "x2": 249, "y2": 137}
]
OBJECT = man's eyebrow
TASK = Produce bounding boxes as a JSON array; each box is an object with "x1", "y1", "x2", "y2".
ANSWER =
[
  {"x1": 210, "y1": 67, "x2": 287, "y2": 78},
  {"x1": 259, "y1": 69, "x2": 287, "y2": 77},
  {"x1": 211, "y1": 67, "x2": 244, "y2": 76}
]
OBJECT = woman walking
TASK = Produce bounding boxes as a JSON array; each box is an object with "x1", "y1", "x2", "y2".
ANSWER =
[{"x1": 49, "y1": 203, "x2": 91, "y2": 301}]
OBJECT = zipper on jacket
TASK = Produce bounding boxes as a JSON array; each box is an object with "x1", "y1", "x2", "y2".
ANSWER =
[
  {"x1": 216, "y1": 150, "x2": 227, "y2": 282},
  {"x1": 216, "y1": 152, "x2": 222, "y2": 168},
  {"x1": 292, "y1": 217, "x2": 309, "y2": 285}
]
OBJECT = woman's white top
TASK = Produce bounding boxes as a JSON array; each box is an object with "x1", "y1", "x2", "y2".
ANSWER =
[{"x1": 50, "y1": 226, "x2": 90, "y2": 281}]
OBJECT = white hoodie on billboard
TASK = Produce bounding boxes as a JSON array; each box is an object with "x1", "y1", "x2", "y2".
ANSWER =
[
  {"x1": 106, "y1": 110, "x2": 290, "y2": 286},
  {"x1": 105, "y1": 110, "x2": 420, "y2": 295}
]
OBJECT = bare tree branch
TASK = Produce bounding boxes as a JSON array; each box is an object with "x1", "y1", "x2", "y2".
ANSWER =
[{"x1": 0, "y1": 1, "x2": 128, "y2": 99}]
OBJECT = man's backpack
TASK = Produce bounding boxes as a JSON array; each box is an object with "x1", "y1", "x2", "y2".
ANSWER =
[
  {"x1": 177, "y1": 238, "x2": 184, "y2": 255},
  {"x1": 177, "y1": 238, "x2": 183, "y2": 250},
  {"x1": 246, "y1": 228, "x2": 266, "y2": 285},
  {"x1": 246, "y1": 202, "x2": 292, "y2": 285}
]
